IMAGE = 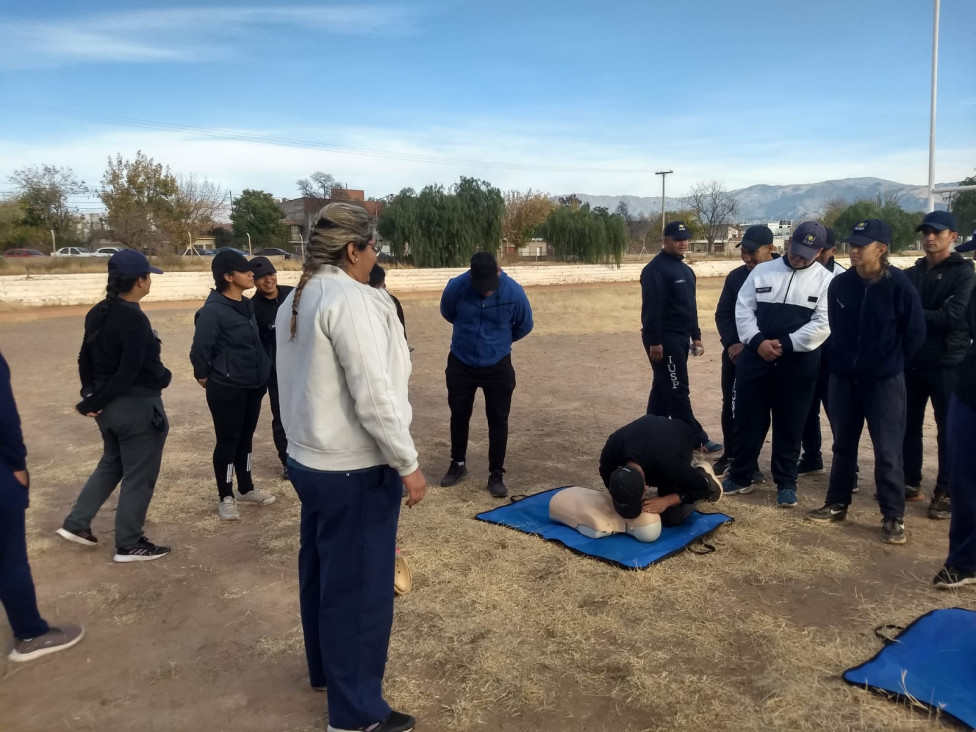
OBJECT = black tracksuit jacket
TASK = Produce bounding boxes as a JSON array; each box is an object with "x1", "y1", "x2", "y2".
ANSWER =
[
  {"x1": 640, "y1": 251, "x2": 700, "y2": 349},
  {"x1": 251, "y1": 285, "x2": 294, "y2": 368},
  {"x1": 190, "y1": 291, "x2": 271, "y2": 389},
  {"x1": 903, "y1": 253, "x2": 975, "y2": 370}
]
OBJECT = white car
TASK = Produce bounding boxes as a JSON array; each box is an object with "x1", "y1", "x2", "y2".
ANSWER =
[
  {"x1": 52, "y1": 246, "x2": 98, "y2": 257},
  {"x1": 93, "y1": 246, "x2": 125, "y2": 257}
]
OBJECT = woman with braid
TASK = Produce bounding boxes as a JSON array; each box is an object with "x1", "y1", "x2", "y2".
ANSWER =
[
  {"x1": 275, "y1": 203, "x2": 426, "y2": 732},
  {"x1": 57, "y1": 251, "x2": 172, "y2": 562}
]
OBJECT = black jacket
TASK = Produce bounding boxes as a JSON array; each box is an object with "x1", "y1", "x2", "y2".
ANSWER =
[
  {"x1": 251, "y1": 284, "x2": 294, "y2": 369},
  {"x1": 715, "y1": 264, "x2": 751, "y2": 348},
  {"x1": 598, "y1": 415, "x2": 713, "y2": 505},
  {"x1": 903, "y1": 253, "x2": 975, "y2": 370},
  {"x1": 77, "y1": 299, "x2": 171, "y2": 414},
  {"x1": 0, "y1": 351, "x2": 27, "y2": 473},
  {"x1": 640, "y1": 251, "x2": 700, "y2": 348},
  {"x1": 190, "y1": 291, "x2": 271, "y2": 389},
  {"x1": 954, "y1": 292, "x2": 976, "y2": 410},
  {"x1": 827, "y1": 267, "x2": 926, "y2": 382}
]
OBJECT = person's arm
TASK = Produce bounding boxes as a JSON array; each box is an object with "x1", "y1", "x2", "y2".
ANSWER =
[
  {"x1": 735, "y1": 270, "x2": 763, "y2": 348},
  {"x1": 0, "y1": 352, "x2": 27, "y2": 476},
  {"x1": 901, "y1": 279, "x2": 927, "y2": 361},
  {"x1": 714, "y1": 276, "x2": 740, "y2": 349},
  {"x1": 690, "y1": 270, "x2": 702, "y2": 341},
  {"x1": 783, "y1": 274, "x2": 831, "y2": 354},
  {"x1": 189, "y1": 306, "x2": 220, "y2": 383},
  {"x1": 511, "y1": 283, "x2": 533, "y2": 342},
  {"x1": 640, "y1": 265, "x2": 665, "y2": 349},
  {"x1": 78, "y1": 333, "x2": 95, "y2": 399},
  {"x1": 77, "y1": 323, "x2": 151, "y2": 415},
  {"x1": 924, "y1": 266, "x2": 976, "y2": 333},
  {"x1": 439, "y1": 278, "x2": 459, "y2": 324}
]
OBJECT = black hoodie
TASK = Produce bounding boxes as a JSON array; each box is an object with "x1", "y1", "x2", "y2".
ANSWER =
[
  {"x1": 904, "y1": 252, "x2": 976, "y2": 369},
  {"x1": 190, "y1": 290, "x2": 271, "y2": 389}
]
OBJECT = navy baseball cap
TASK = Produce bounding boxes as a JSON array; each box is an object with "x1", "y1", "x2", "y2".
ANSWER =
[
  {"x1": 108, "y1": 249, "x2": 163, "y2": 276},
  {"x1": 915, "y1": 210, "x2": 957, "y2": 232},
  {"x1": 846, "y1": 219, "x2": 892, "y2": 247},
  {"x1": 738, "y1": 225, "x2": 774, "y2": 252},
  {"x1": 212, "y1": 249, "x2": 252, "y2": 276},
  {"x1": 249, "y1": 256, "x2": 277, "y2": 279},
  {"x1": 470, "y1": 251, "x2": 499, "y2": 295},
  {"x1": 664, "y1": 221, "x2": 691, "y2": 240},
  {"x1": 788, "y1": 221, "x2": 828, "y2": 260},
  {"x1": 608, "y1": 466, "x2": 645, "y2": 519},
  {"x1": 955, "y1": 229, "x2": 976, "y2": 254}
]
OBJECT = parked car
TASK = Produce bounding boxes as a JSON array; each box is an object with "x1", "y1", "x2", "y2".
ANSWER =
[
  {"x1": 52, "y1": 246, "x2": 97, "y2": 257},
  {"x1": 182, "y1": 247, "x2": 217, "y2": 256},
  {"x1": 93, "y1": 246, "x2": 126, "y2": 257},
  {"x1": 215, "y1": 247, "x2": 251, "y2": 258},
  {"x1": 253, "y1": 247, "x2": 296, "y2": 260},
  {"x1": 2, "y1": 248, "x2": 47, "y2": 258}
]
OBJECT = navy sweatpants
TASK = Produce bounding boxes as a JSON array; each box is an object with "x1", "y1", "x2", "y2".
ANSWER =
[
  {"x1": 290, "y1": 462, "x2": 401, "y2": 730},
  {"x1": 647, "y1": 333, "x2": 708, "y2": 446},
  {"x1": 800, "y1": 347, "x2": 831, "y2": 464},
  {"x1": 825, "y1": 373, "x2": 907, "y2": 520},
  {"x1": 903, "y1": 366, "x2": 957, "y2": 494},
  {"x1": 0, "y1": 468, "x2": 49, "y2": 640},
  {"x1": 946, "y1": 396, "x2": 976, "y2": 571}
]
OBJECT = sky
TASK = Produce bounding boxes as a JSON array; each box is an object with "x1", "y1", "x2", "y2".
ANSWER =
[{"x1": 1, "y1": 0, "x2": 974, "y2": 214}]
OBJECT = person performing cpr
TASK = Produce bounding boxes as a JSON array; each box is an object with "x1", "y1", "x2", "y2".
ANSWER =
[{"x1": 555, "y1": 415, "x2": 721, "y2": 539}]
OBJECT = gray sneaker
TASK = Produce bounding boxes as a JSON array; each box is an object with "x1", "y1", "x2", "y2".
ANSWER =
[
  {"x1": 236, "y1": 488, "x2": 276, "y2": 505},
  {"x1": 9, "y1": 624, "x2": 85, "y2": 663},
  {"x1": 218, "y1": 496, "x2": 240, "y2": 520}
]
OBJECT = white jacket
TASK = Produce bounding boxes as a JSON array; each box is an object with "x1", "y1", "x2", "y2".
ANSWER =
[{"x1": 275, "y1": 266, "x2": 419, "y2": 476}]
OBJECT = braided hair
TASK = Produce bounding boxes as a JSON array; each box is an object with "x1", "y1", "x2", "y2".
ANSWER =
[
  {"x1": 290, "y1": 202, "x2": 375, "y2": 339},
  {"x1": 85, "y1": 271, "x2": 145, "y2": 343}
]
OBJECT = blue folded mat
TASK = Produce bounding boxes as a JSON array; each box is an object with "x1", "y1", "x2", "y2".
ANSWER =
[
  {"x1": 843, "y1": 607, "x2": 976, "y2": 729},
  {"x1": 475, "y1": 487, "x2": 732, "y2": 569}
]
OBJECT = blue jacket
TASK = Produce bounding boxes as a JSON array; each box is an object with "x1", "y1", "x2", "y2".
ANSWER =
[
  {"x1": 827, "y1": 266, "x2": 925, "y2": 382},
  {"x1": 0, "y1": 351, "x2": 27, "y2": 473},
  {"x1": 440, "y1": 270, "x2": 533, "y2": 367}
]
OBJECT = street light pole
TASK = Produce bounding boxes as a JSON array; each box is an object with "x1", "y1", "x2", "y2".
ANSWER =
[
  {"x1": 245, "y1": 232, "x2": 252, "y2": 256},
  {"x1": 49, "y1": 229, "x2": 56, "y2": 252},
  {"x1": 927, "y1": 0, "x2": 940, "y2": 212},
  {"x1": 655, "y1": 170, "x2": 673, "y2": 241}
]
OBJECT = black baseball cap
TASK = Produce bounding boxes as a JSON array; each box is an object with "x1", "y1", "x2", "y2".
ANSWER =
[
  {"x1": 470, "y1": 251, "x2": 499, "y2": 295},
  {"x1": 212, "y1": 249, "x2": 252, "y2": 276},
  {"x1": 664, "y1": 221, "x2": 691, "y2": 240},
  {"x1": 789, "y1": 221, "x2": 828, "y2": 260},
  {"x1": 738, "y1": 225, "x2": 774, "y2": 252},
  {"x1": 955, "y1": 229, "x2": 976, "y2": 254},
  {"x1": 915, "y1": 210, "x2": 957, "y2": 233},
  {"x1": 846, "y1": 219, "x2": 892, "y2": 247},
  {"x1": 108, "y1": 249, "x2": 163, "y2": 276},
  {"x1": 608, "y1": 466, "x2": 645, "y2": 519},
  {"x1": 249, "y1": 256, "x2": 277, "y2": 279}
]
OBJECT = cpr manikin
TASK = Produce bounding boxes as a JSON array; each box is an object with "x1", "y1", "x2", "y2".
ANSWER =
[{"x1": 549, "y1": 486, "x2": 663, "y2": 542}]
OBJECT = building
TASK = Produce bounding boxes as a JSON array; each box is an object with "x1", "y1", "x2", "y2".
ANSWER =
[{"x1": 278, "y1": 190, "x2": 387, "y2": 255}]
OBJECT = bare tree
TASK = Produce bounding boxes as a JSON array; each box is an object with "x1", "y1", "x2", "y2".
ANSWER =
[
  {"x1": 686, "y1": 180, "x2": 739, "y2": 253},
  {"x1": 297, "y1": 171, "x2": 346, "y2": 199},
  {"x1": 161, "y1": 174, "x2": 227, "y2": 251}
]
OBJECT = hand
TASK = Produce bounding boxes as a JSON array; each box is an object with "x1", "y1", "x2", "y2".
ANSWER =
[
  {"x1": 84, "y1": 411, "x2": 102, "y2": 418},
  {"x1": 13, "y1": 469, "x2": 29, "y2": 489},
  {"x1": 647, "y1": 345, "x2": 663, "y2": 364},
  {"x1": 757, "y1": 339, "x2": 783, "y2": 362},
  {"x1": 691, "y1": 339, "x2": 704, "y2": 357},
  {"x1": 197, "y1": 378, "x2": 208, "y2": 388},
  {"x1": 727, "y1": 343, "x2": 744, "y2": 363},
  {"x1": 641, "y1": 494, "x2": 681, "y2": 514},
  {"x1": 402, "y1": 468, "x2": 426, "y2": 507}
]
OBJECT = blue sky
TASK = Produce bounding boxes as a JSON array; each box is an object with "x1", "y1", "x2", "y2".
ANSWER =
[{"x1": 1, "y1": 0, "x2": 974, "y2": 212}]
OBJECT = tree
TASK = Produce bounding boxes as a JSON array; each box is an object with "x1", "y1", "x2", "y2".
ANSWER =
[
  {"x1": 160, "y1": 174, "x2": 227, "y2": 251},
  {"x1": 686, "y1": 180, "x2": 739, "y2": 252},
  {"x1": 538, "y1": 203, "x2": 628, "y2": 266},
  {"x1": 0, "y1": 197, "x2": 49, "y2": 250},
  {"x1": 99, "y1": 151, "x2": 178, "y2": 251},
  {"x1": 503, "y1": 189, "x2": 556, "y2": 250},
  {"x1": 832, "y1": 199, "x2": 923, "y2": 253},
  {"x1": 952, "y1": 172, "x2": 976, "y2": 236},
  {"x1": 296, "y1": 171, "x2": 346, "y2": 199},
  {"x1": 230, "y1": 189, "x2": 289, "y2": 251},
  {"x1": 8, "y1": 165, "x2": 88, "y2": 244},
  {"x1": 819, "y1": 196, "x2": 848, "y2": 230},
  {"x1": 558, "y1": 193, "x2": 583, "y2": 210}
]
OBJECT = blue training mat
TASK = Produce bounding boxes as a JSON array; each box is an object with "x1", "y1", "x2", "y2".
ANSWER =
[
  {"x1": 843, "y1": 607, "x2": 976, "y2": 729},
  {"x1": 474, "y1": 487, "x2": 732, "y2": 569}
]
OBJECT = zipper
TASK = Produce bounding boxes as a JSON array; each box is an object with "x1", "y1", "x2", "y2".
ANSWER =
[{"x1": 782, "y1": 267, "x2": 796, "y2": 304}]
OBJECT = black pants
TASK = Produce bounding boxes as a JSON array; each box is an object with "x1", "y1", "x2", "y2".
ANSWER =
[
  {"x1": 800, "y1": 347, "x2": 831, "y2": 464},
  {"x1": 646, "y1": 333, "x2": 708, "y2": 445},
  {"x1": 446, "y1": 352, "x2": 516, "y2": 473},
  {"x1": 267, "y1": 377, "x2": 288, "y2": 468},
  {"x1": 660, "y1": 502, "x2": 694, "y2": 527},
  {"x1": 729, "y1": 348, "x2": 819, "y2": 488},
  {"x1": 826, "y1": 373, "x2": 907, "y2": 520},
  {"x1": 206, "y1": 382, "x2": 266, "y2": 499},
  {"x1": 947, "y1": 397, "x2": 976, "y2": 571},
  {"x1": 903, "y1": 366, "x2": 957, "y2": 494},
  {"x1": 722, "y1": 351, "x2": 768, "y2": 472}
]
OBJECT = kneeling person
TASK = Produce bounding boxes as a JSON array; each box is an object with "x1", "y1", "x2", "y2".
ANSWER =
[{"x1": 599, "y1": 414, "x2": 722, "y2": 528}]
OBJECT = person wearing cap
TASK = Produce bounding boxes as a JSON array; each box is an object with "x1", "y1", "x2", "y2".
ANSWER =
[
  {"x1": 439, "y1": 251, "x2": 533, "y2": 498},
  {"x1": 250, "y1": 256, "x2": 294, "y2": 480},
  {"x1": 723, "y1": 221, "x2": 833, "y2": 507},
  {"x1": 902, "y1": 210, "x2": 974, "y2": 519},
  {"x1": 600, "y1": 415, "x2": 722, "y2": 527},
  {"x1": 713, "y1": 224, "x2": 778, "y2": 480},
  {"x1": 807, "y1": 219, "x2": 924, "y2": 544},
  {"x1": 369, "y1": 263, "x2": 407, "y2": 339},
  {"x1": 798, "y1": 227, "x2": 848, "y2": 476},
  {"x1": 641, "y1": 220, "x2": 721, "y2": 454},
  {"x1": 190, "y1": 250, "x2": 274, "y2": 520},
  {"x1": 57, "y1": 250, "x2": 172, "y2": 562}
]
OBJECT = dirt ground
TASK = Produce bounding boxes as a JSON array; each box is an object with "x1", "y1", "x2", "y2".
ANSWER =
[{"x1": 0, "y1": 281, "x2": 969, "y2": 732}]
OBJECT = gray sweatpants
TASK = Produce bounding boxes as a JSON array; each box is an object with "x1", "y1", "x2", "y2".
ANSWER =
[{"x1": 63, "y1": 395, "x2": 168, "y2": 549}]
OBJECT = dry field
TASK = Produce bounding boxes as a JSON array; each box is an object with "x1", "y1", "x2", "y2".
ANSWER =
[{"x1": 0, "y1": 280, "x2": 967, "y2": 732}]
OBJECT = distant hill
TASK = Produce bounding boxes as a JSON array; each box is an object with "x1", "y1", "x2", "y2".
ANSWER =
[{"x1": 561, "y1": 177, "x2": 956, "y2": 221}]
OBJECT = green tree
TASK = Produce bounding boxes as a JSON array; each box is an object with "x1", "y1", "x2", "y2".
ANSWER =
[
  {"x1": 832, "y1": 199, "x2": 922, "y2": 253},
  {"x1": 100, "y1": 151, "x2": 178, "y2": 251},
  {"x1": 0, "y1": 197, "x2": 49, "y2": 250},
  {"x1": 230, "y1": 189, "x2": 289, "y2": 251},
  {"x1": 952, "y1": 172, "x2": 976, "y2": 236},
  {"x1": 9, "y1": 165, "x2": 88, "y2": 246},
  {"x1": 503, "y1": 190, "x2": 556, "y2": 250},
  {"x1": 538, "y1": 203, "x2": 628, "y2": 266}
]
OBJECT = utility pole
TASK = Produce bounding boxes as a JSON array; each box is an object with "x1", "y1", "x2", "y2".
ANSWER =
[
  {"x1": 927, "y1": 0, "x2": 940, "y2": 212},
  {"x1": 655, "y1": 170, "x2": 672, "y2": 241}
]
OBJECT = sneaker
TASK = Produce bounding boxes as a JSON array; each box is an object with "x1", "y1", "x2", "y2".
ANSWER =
[
  {"x1": 750, "y1": 470, "x2": 766, "y2": 484},
  {"x1": 932, "y1": 565, "x2": 976, "y2": 589},
  {"x1": 905, "y1": 484, "x2": 925, "y2": 502},
  {"x1": 806, "y1": 503, "x2": 848, "y2": 523},
  {"x1": 237, "y1": 488, "x2": 276, "y2": 505},
  {"x1": 282, "y1": 466, "x2": 290, "y2": 481},
  {"x1": 218, "y1": 496, "x2": 240, "y2": 520},
  {"x1": 439, "y1": 460, "x2": 467, "y2": 487},
  {"x1": 9, "y1": 624, "x2": 84, "y2": 663},
  {"x1": 327, "y1": 710, "x2": 416, "y2": 732},
  {"x1": 722, "y1": 477, "x2": 754, "y2": 495},
  {"x1": 882, "y1": 517, "x2": 906, "y2": 544},
  {"x1": 698, "y1": 440, "x2": 723, "y2": 455},
  {"x1": 487, "y1": 470, "x2": 508, "y2": 498},
  {"x1": 113, "y1": 537, "x2": 171, "y2": 563},
  {"x1": 713, "y1": 455, "x2": 731, "y2": 477},
  {"x1": 927, "y1": 490, "x2": 951, "y2": 520},
  {"x1": 852, "y1": 474, "x2": 859, "y2": 494},
  {"x1": 796, "y1": 458, "x2": 825, "y2": 476},
  {"x1": 56, "y1": 527, "x2": 98, "y2": 547},
  {"x1": 777, "y1": 486, "x2": 798, "y2": 507}
]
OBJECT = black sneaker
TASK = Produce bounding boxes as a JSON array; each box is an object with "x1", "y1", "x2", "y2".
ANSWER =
[
  {"x1": 713, "y1": 455, "x2": 730, "y2": 476},
  {"x1": 113, "y1": 537, "x2": 171, "y2": 563},
  {"x1": 282, "y1": 465, "x2": 291, "y2": 481},
  {"x1": 750, "y1": 470, "x2": 766, "y2": 484},
  {"x1": 327, "y1": 710, "x2": 416, "y2": 732},
  {"x1": 796, "y1": 458, "x2": 825, "y2": 475},
  {"x1": 487, "y1": 470, "x2": 508, "y2": 498},
  {"x1": 905, "y1": 484, "x2": 925, "y2": 502},
  {"x1": 806, "y1": 503, "x2": 848, "y2": 523},
  {"x1": 881, "y1": 517, "x2": 906, "y2": 545},
  {"x1": 439, "y1": 461, "x2": 467, "y2": 487},
  {"x1": 56, "y1": 527, "x2": 98, "y2": 547},
  {"x1": 927, "y1": 490, "x2": 951, "y2": 520},
  {"x1": 932, "y1": 565, "x2": 976, "y2": 589}
]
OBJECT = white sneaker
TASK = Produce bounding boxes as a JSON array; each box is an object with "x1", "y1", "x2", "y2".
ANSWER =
[
  {"x1": 236, "y1": 488, "x2": 275, "y2": 505},
  {"x1": 218, "y1": 496, "x2": 240, "y2": 520}
]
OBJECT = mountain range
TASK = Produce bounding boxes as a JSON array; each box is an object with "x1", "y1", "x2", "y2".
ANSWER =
[{"x1": 564, "y1": 177, "x2": 957, "y2": 221}]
